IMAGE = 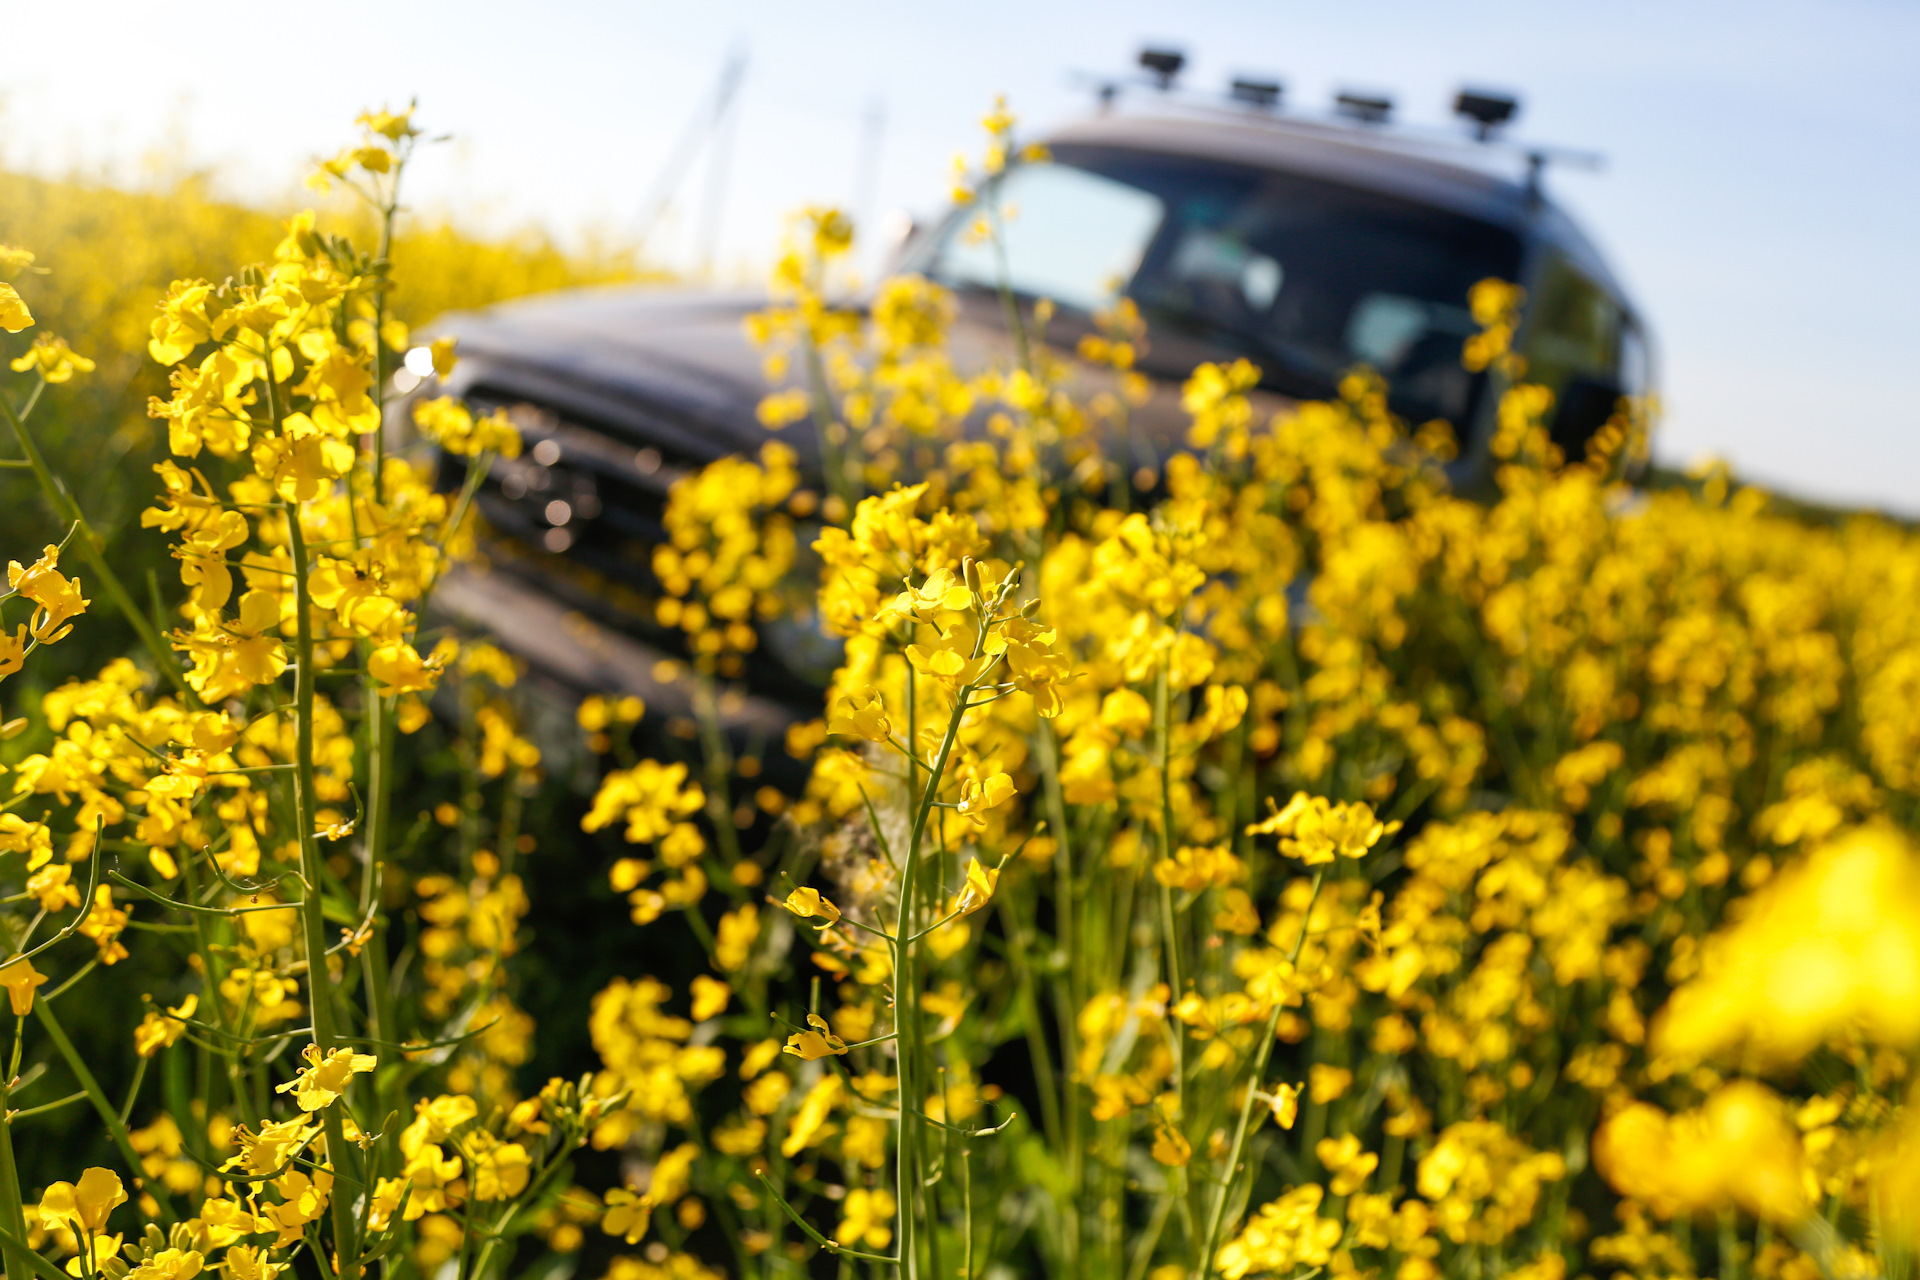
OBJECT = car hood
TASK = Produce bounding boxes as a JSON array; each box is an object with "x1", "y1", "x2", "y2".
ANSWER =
[
  {"x1": 429, "y1": 286, "x2": 815, "y2": 470},
  {"x1": 421, "y1": 282, "x2": 1286, "y2": 478}
]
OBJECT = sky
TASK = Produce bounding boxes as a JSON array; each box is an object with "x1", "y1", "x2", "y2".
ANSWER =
[{"x1": 6, "y1": 0, "x2": 1918, "y2": 512}]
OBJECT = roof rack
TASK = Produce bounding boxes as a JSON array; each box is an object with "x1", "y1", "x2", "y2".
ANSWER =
[{"x1": 1068, "y1": 47, "x2": 1603, "y2": 196}]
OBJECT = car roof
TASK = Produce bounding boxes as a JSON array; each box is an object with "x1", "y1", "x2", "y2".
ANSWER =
[{"x1": 1040, "y1": 107, "x2": 1632, "y2": 309}]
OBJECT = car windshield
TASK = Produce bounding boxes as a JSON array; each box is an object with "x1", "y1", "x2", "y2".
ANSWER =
[{"x1": 928, "y1": 144, "x2": 1525, "y2": 427}]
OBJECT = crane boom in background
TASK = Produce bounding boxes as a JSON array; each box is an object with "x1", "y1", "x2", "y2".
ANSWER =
[{"x1": 636, "y1": 41, "x2": 749, "y2": 275}]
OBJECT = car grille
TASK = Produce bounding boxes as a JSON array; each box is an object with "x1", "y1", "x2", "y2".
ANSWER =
[{"x1": 433, "y1": 388, "x2": 840, "y2": 705}]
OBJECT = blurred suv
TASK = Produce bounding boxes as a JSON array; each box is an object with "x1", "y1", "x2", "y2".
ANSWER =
[{"x1": 409, "y1": 97, "x2": 1651, "y2": 733}]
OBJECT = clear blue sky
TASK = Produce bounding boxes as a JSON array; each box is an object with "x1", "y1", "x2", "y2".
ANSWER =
[{"x1": 7, "y1": 0, "x2": 1917, "y2": 512}]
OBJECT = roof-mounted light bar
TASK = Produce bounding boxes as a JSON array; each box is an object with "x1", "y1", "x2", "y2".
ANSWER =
[
  {"x1": 1454, "y1": 89, "x2": 1520, "y2": 140},
  {"x1": 1138, "y1": 47, "x2": 1186, "y2": 90},
  {"x1": 1065, "y1": 52, "x2": 1597, "y2": 192},
  {"x1": 1229, "y1": 78, "x2": 1282, "y2": 110},
  {"x1": 1334, "y1": 92, "x2": 1394, "y2": 125}
]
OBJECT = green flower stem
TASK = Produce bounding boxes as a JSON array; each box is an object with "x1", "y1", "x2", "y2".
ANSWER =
[
  {"x1": 0, "y1": 384, "x2": 195, "y2": 702},
  {"x1": 1719, "y1": 1211, "x2": 1741, "y2": 1280},
  {"x1": 756, "y1": 1171, "x2": 898, "y2": 1266},
  {"x1": 961, "y1": 1143, "x2": 973, "y2": 1280},
  {"x1": 992, "y1": 888, "x2": 1062, "y2": 1149},
  {"x1": 10, "y1": 1089, "x2": 86, "y2": 1120},
  {"x1": 359, "y1": 155, "x2": 407, "y2": 1198},
  {"x1": 0, "y1": 1076, "x2": 37, "y2": 1280},
  {"x1": 358, "y1": 642, "x2": 400, "y2": 1178},
  {"x1": 284, "y1": 510, "x2": 363, "y2": 1280},
  {"x1": 1124, "y1": 1184, "x2": 1174, "y2": 1280},
  {"x1": 369, "y1": 183, "x2": 400, "y2": 500},
  {"x1": 1154, "y1": 664, "x2": 1185, "y2": 1002},
  {"x1": 1034, "y1": 726, "x2": 1084, "y2": 1270},
  {"x1": 32, "y1": 999, "x2": 165, "y2": 1220},
  {"x1": 284, "y1": 513, "x2": 339, "y2": 1044},
  {"x1": 905, "y1": 664, "x2": 919, "y2": 818},
  {"x1": 114, "y1": 1056, "x2": 147, "y2": 1126},
  {"x1": 895, "y1": 682, "x2": 974, "y2": 1280},
  {"x1": 0, "y1": 1220, "x2": 69, "y2": 1280},
  {"x1": 357, "y1": 912, "x2": 400, "y2": 1181},
  {"x1": 178, "y1": 851, "x2": 252, "y2": 1125},
  {"x1": 1196, "y1": 867, "x2": 1327, "y2": 1277},
  {"x1": 1152, "y1": 659, "x2": 1190, "y2": 1250},
  {"x1": 692, "y1": 674, "x2": 747, "y2": 869},
  {"x1": 469, "y1": 1146, "x2": 578, "y2": 1280},
  {"x1": 362, "y1": 688, "x2": 393, "y2": 916},
  {"x1": 802, "y1": 332, "x2": 853, "y2": 515}
]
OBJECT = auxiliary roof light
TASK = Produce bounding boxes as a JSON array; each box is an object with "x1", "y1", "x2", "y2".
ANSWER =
[
  {"x1": 1138, "y1": 47, "x2": 1186, "y2": 90},
  {"x1": 1229, "y1": 78, "x2": 1282, "y2": 110},
  {"x1": 1454, "y1": 89, "x2": 1520, "y2": 140},
  {"x1": 1334, "y1": 91, "x2": 1393, "y2": 125}
]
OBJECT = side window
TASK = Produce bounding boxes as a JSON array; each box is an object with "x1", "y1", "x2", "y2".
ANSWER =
[
  {"x1": 1523, "y1": 255, "x2": 1620, "y2": 391},
  {"x1": 931, "y1": 163, "x2": 1166, "y2": 313},
  {"x1": 1618, "y1": 318, "x2": 1653, "y2": 399},
  {"x1": 1524, "y1": 255, "x2": 1625, "y2": 461}
]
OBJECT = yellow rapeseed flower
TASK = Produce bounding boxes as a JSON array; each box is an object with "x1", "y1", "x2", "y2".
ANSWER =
[
  {"x1": 601, "y1": 1188, "x2": 653, "y2": 1244},
  {"x1": 689, "y1": 975, "x2": 731, "y2": 1022},
  {"x1": 1269, "y1": 1082, "x2": 1301, "y2": 1129},
  {"x1": 1653, "y1": 826, "x2": 1920, "y2": 1066},
  {"x1": 10, "y1": 333, "x2": 94, "y2": 383},
  {"x1": 1248, "y1": 793, "x2": 1398, "y2": 865},
  {"x1": 784, "y1": 1013, "x2": 848, "y2": 1061},
  {"x1": 8, "y1": 544, "x2": 89, "y2": 644},
  {"x1": 955, "y1": 858, "x2": 999, "y2": 915},
  {"x1": 781, "y1": 887, "x2": 842, "y2": 929},
  {"x1": 1593, "y1": 1083, "x2": 1809, "y2": 1225},
  {"x1": 40, "y1": 1167, "x2": 126, "y2": 1234},
  {"x1": 133, "y1": 994, "x2": 198, "y2": 1058},
  {"x1": 0, "y1": 953, "x2": 48, "y2": 1016},
  {"x1": 0, "y1": 281, "x2": 31, "y2": 332},
  {"x1": 827, "y1": 690, "x2": 890, "y2": 742},
  {"x1": 275, "y1": 1044, "x2": 378, "y2": 1112},
  {"x1": 955, "y1": 772, "x2": 1016, "y2": 822},
  {"x1": 836, "y1": 1187, "x2": 896, "y2": 1250}
]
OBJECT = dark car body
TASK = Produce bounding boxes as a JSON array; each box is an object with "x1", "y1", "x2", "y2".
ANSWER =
[{"x1": 410, "y1": 104, "x2": 1650, "y2": 730}]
